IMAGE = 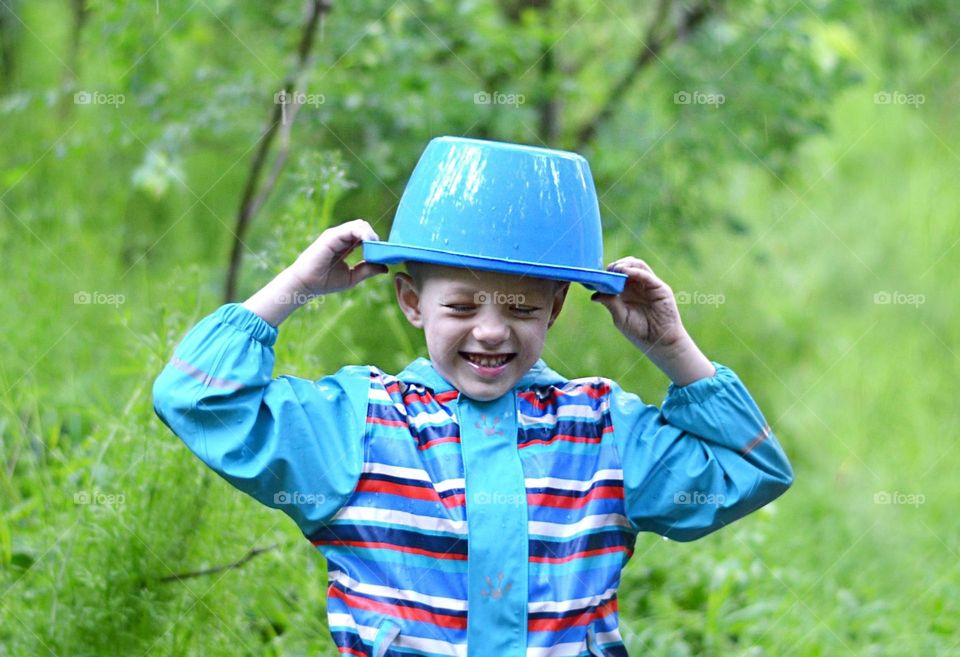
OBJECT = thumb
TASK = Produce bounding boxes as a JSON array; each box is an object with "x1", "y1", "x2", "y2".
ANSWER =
[
  {"x1": 591, "y1": 292, "x2": 627, "y2": 324},
  {"x1": 350, "y1": 261, "x2": 389, "y2": 285}
]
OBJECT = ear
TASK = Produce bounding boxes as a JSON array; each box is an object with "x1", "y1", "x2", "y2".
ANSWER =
[
  {"x1": 546, "y1": 282, "x2": 570, "y2": 329},
  {"x1": 394, "y1": 272, "x2": 424, "y2": 329}
]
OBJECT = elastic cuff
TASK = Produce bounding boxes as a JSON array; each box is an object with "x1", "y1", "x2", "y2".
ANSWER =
[
  {"x1": 213, "y1": 303, "x2": 279, "y2": 347},
  {"x1": 664, "y1": 361, "x2": 737, "y2": 406}
]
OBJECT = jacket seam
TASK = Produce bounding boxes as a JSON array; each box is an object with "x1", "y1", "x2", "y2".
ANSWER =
[{"x1": 604, "y1": 378, "x2": 643, "y2": 535}]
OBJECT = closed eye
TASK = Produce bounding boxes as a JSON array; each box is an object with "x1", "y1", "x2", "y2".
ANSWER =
[
  {"x1": 444, "y1": 304, "x2": 476, "y2": 313},
  {"x1": 512, "y1": 306, "x2": 541, "y2": 315}
]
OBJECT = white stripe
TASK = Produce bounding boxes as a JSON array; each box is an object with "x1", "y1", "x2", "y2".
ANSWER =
[
  {"x1": 362, "y1": 462, "x2": 464, "y2": 493},
  {"x1": 519, "y1": 402, "x2": 609, "y2": 426},
  {"x1": 363, "y1": 461, "x2": 432, "y2": 481},
  {"x1": 408, "y1": 408, "x2": 456, "y2": 429},
  {"x1": 526, "y1": 640, "x2": 587, "y2": 657},
  {"x1": 331, "y1": 506, "x2": 467, "y2": 536},
  {"x1": 525, "y1": 469, "x2": 623, "y2": 493},
  {"x1": 329, "y1": 569, "x2": 467, "y2": 612},
  {"x1": 327, "y1": 612, "x2": 467, "y2": 657},
  {"x1": 369, "y1": 386, "x2": 393, "y2": 403},
  {"x1": 434, "y1": 477, "x2": 465, "y2": 494},
  {"x1": 527, "y1": 512, "x2": 632, "y2": 539},
  {"x1": 527, "y1": 586, "x2": 617, "y2": 615}
]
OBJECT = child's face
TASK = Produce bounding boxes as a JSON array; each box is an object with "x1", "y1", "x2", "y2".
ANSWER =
[{"x1": 395, "y1": 264, "x2": 569, "y2": 401}]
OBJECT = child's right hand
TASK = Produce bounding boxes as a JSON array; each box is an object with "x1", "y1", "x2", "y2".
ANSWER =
[
  {"x1": 242, "y1": 220, "x2": 389, "y2": 327},
  {"x1": 288, "y1": 219, "x2": 390, "y2": 296}
]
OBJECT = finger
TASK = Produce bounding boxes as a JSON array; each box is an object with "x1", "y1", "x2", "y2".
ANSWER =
[
  {"x1": 609, "y1": 258, "x2": 653, "y2": 274},
  {"x1": 590, "y1": 291, "x2": 629, "y2": 324},
  {"x1": 351, "y1": 218, "x2": 382, "y2": 242},
  {"x1": 617, "y1": 266, "x2": 666, "y2": 290},
  {"x1": 328, "y1": 227, "x2": 372, "y2": 255},
  {"x1": 349, "y1": 260, "x2": 389, "y2": 284}
]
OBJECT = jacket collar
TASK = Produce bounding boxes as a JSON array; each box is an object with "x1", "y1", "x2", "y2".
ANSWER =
[{"x1": 396, "y1": 356, "x2": 568, "y2": 396}]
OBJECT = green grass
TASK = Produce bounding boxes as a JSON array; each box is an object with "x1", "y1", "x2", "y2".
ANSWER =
[{"x1": 3, "y1": 26, "x2": 959, "y2": 657}]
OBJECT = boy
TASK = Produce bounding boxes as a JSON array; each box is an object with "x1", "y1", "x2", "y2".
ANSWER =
[{"x1": 153, "y1": 138, "x2": 792, "y2": 657}]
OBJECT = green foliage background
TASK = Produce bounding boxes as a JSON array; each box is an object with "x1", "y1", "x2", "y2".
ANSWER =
[{"x1": 1, "y1": 1, "x2": 958, "y2": 655}]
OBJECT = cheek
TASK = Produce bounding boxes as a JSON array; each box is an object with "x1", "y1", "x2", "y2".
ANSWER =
[{"x1": 515, "y1": 320, "x2": 549, "y2": 350}]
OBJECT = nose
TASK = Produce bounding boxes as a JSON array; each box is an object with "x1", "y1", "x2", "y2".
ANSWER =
[{"x1": 471, "y1": 307, "x2": 511, "y2": 345}]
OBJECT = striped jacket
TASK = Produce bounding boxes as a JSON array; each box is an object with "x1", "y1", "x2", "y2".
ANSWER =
[{"x1": 152, "y1": 303, "x2": 793, "y2": 657}]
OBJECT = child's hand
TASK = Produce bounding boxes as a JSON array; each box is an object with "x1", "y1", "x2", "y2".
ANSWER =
[
  {"x1": 242, "y1": 219, "x2": 389, "y2": 327},
  {"x1": 289, "y1": 219, "x2": 389, "y2": 296},
  {"x1": 590, "y1": 257, "x2": 716, "y2": 385},
  {"x1": 590, "y1": 257, "x2": 687, "y2": 352}
]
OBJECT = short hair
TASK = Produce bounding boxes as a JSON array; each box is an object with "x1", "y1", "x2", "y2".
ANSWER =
[{"x1": 404, "y1": 261, "x2": 429, "y2": 290}]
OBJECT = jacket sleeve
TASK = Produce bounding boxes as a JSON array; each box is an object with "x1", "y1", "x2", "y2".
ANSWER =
[
  {"x1": 151, "y1": 302, "x2": 370, "y2": 537},
  {"x1": 608, "y1": 362, "x2": 793, "y2": 541}
]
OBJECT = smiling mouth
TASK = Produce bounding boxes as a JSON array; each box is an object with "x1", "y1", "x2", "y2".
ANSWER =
[{"x1": 459, "y1": 352, "x2": 517, "y2": 368}]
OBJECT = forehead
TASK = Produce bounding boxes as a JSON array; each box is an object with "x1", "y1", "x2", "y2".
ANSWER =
[{"x1": 415, "y1": 263, "x2": 561, "y2": 298}]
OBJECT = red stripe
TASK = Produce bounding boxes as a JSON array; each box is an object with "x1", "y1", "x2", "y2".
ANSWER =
[
  {"x1": 338, "y1": 648, "x2": 366, "y2": 657},
  {"x1": 403, "y1": 391, "x2": 434, "y2": 404},
  {"x1": 356, "y1": 478, "x2": 440, "y2": 502},
  {"x1": 519, "y1": 433, "x2": 603, "y2": 449},
  {"x1": 441, "y1": 492, "x2": 465, "y2": 508},
  {"x1": 355, "y1": 478, "x2": 464, "y2": 509},
  {"x1": 517, "y1": 389, "x2": 565, "y2": 410},
  {"x1": 527, "y1": 485, "x2": 622, "y2": 509},
  {"x1": 436, "y1": 391, "x2": 460, "y2": 404},
  {"x1": 367, "y1": 416, "x2": 408, "y2": 428},
  {"x1": 328, "y1": 586, "x2": 467, "y2": 630},
  {"x1": 312, "y1": 539, "x2": 468, "y2": 560},
  {"x1": 530, "y1": 545, "x2": 628, "y2": 564},
  {"x1": 418, "y1": 435, "x2": 461, "y2": 450},
  {"x1": 528, "y1": 598, "x2": 618, "y2": 632}
]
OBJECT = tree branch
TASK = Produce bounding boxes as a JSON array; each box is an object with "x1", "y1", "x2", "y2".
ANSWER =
[
  {"x1": 157, "y1": 544, "x2": 279, "y2": 584},
  {"x1": 224, "y1": 0, "x2": 332, "y2": 302},
  {"x1": 574, "y1": 0, "x2": 713, "y2": 149}
]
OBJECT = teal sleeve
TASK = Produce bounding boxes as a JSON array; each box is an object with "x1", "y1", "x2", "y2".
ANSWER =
[
  {"x1": 151, "y1": 303, "x2": 370, "y2": 536},
  {"x1": 609, "y1": 363, "x2": 793, "y2": 541}
]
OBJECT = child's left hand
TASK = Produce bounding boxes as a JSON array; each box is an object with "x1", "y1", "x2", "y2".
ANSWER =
[{"x1": 589, "y1": 257, "x2": 689, "y2": 355}]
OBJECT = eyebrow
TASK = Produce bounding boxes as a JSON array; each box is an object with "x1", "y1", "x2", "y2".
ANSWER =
[{"x1": 439, "y1": 289, "x2": 545, "y2": 305}]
